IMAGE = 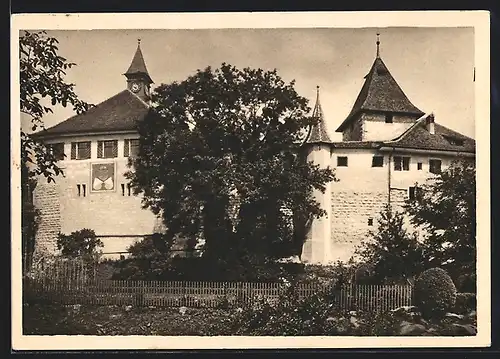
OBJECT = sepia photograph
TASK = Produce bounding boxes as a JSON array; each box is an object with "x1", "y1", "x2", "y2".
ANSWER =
[{"x1": 11, "y1": 11, "x2": 490, "y2": 350}]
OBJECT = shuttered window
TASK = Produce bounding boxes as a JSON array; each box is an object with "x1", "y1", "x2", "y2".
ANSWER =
[
  {"x1": 70, "y1": 141, "x2": 91, "y2": 160},
  {"x1": 97, "y1": 140, "x2": 118, "y2": 159}
]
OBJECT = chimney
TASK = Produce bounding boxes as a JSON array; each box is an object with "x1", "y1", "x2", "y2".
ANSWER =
[{"x1": 425, "y1": 114, "x2": 435, "y2": 135}]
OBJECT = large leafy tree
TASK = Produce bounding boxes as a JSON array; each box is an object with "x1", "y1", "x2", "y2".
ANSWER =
[
  {"x1": 19, "y1": 30, "x2": 91, "y2": 269},
  {"x1": 127, "y1": 63, "x2": 335, "y2": 266},
  {"x1": 405, "y1": 159, "x2": 476, "y2": 278}
]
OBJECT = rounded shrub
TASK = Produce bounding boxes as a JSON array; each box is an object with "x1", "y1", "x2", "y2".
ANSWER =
[{"x1": 414, "y1": 267, "x2": 457, "y2": 318}]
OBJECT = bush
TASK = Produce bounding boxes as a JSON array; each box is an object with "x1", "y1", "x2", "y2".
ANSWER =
[
  {"x1": 56, "y1": 229, "x2": 103, "y2": 261},
  {"x1": 414, "y1": 267, "x2": 457, "y2": 318},
  {"x1": 455, "y1": 273, "x2": 476, "y2": 293},
  {"x1": 112, "y1": 255, "x2": 305, "y2": 282},
  {"x1": 453, "y1": 292, "x2": 476, "y2": 314}
]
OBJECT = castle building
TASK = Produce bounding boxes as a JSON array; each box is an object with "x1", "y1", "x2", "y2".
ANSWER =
[
  {"x1": 31, "y1": 35, "x2": 475, "y2": 263},
  {"x1": 301, "y1": 35, "x2": 475, "y2": 264},
  {"x1": 32, "y1": 40, "x2": 163, "y2": 259}
]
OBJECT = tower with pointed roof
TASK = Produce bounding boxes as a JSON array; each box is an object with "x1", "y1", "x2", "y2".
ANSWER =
[
  {"x1": 301, "y1": 86, "x2": 333, "y2": 264},
  {"x1": 337, "y1": 33, "x2": 425, "y2": 142},
  {"x1": 300, "y1": 34, "x2": 475, "y2": 265},
  {"x1": 124, "y1": 39, "x2": 154, "y2": 103}
]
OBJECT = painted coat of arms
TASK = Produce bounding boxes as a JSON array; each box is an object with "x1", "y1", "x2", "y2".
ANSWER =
[{"x1": 91, "y1": 163, "x2": 115, "y2": 192}]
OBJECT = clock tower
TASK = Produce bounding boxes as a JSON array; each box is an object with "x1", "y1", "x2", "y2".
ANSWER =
[{"x1": 124, "y1": 39, "x2": 154, "y2": 103}]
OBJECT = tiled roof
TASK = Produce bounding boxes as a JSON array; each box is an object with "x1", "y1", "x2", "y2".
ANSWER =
[
  {"x1": 330, "y1": 115, "x2": 475, "y2": 154},
  {"x1": 336, "y1": 57, "x2": 425, "y2": 132},
  {"x1": 384, "y1": 115, "x2": 475, "y2": 153},
  {"x1": 305, "y1": 87, "x2": 332, "y2": 144},
  {"x1": 124, "y1": 43, "x2": 153, "y2": 84},
  {"x1": 33, "y1": 90, "x2": 149, "y2": 137}
]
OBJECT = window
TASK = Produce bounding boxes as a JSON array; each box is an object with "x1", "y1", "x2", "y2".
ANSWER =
[
  {"x1": 402, "y1": 157, "x2": 410, "y2": 171},
  {"x1": 372, "y1": 155, "x2": 384, "y2": 167},
  {"x1": 121, "y1": 183, "x2": 133, "y2": 196},
  {"x1": 409, "y1": 186, "x2": 422, "y2": 201},
  {"x1": 429, "y1": 159, "x2": 442, "y2": 174},
  {"x1": 76, "y1": 184, "x2": 87, "y2": 197},
  {"x1": 385, "y1": 114, "x2": 393, "y2": 123},
  {"x1": 417, "y1": 162, "x2": 423, "y2": 170},
  {"x1": 97, "y1": 140, "x2": 118, "y2": 159},
  {"x1": 71, "y1": 141, "x2": 91, "y2": 160},
  {"x1": 368, "y1": 218, "x2": 374, "y2": 226},
  {"x1": 49, "y1": 143, "x2": 65, "y2": 161},
  {"x1": 394, "y1": 156, "x2": 410, "y2": 171},
  {"x1": 124, "y1": 139, "x2": 140, "y2": 157},
  {"x1": 337, "y1": 156, "x2": 348, "y2": 167}
]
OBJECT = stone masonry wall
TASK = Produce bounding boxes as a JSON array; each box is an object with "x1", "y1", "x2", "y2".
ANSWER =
[
  {"x1": 33, "y1": 181, "x2": 61, "y2": 256},
  {"x1": 330, "y1": 190, "x2": 388, "y2": 263}
]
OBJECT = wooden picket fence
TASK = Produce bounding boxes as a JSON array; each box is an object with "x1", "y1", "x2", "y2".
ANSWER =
[{"x1": 23, "y1": 259, "x2": 413, "y2": 312}]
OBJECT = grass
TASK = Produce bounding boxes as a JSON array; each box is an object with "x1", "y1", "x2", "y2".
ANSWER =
[{"x1": 23, "y1": 303, "x2": 238, "y2": 336}]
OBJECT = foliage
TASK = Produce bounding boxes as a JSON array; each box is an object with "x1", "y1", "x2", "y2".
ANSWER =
[
  {"x1": 405, "y1": 160, "x2": 476, "y2": 279},
  {"x1": 126, "y1": 63, "x2": 336, "y2": 264},
  {"x1": 353, "y1": 205, "x2": 426, "y2": 284},
  {"x1": 453, "y1": 292, "x2": 476, "y2": 315},
  {"x1": 20, "y1": 30, "x2": 92, "y2": 182},
  {"x1": 112, "y1": 251, "x2": 305, "y2": 282},
  {"x1": 302, "y1": 261, "x2": 355, "y2": 287},
  {"x1": 414, "y1": 267, "x2": 457, "y2": 319},
  {"x1": 455, "y1": 273, "x2": 476, "y2": 293},
  {"x1": 56, "y1": 229, "x2": 103, "y2": 261}
]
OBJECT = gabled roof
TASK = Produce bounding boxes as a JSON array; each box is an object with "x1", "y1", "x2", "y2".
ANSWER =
[
  {"x1": 33, "y1": 90, "x2": 150, "y2": 138},
  {"x1": 124, "y1": 41, "x2": 153, "y2": 84},
  {"x1": 384, "y1": 115, "x2": 475, "y2": 153},
  {"x1": 336, "y1": 56, "x2": 425, "y2": 132},
  {"x1": 304, "y1": 86, "x2": 332, "y2": 144}
]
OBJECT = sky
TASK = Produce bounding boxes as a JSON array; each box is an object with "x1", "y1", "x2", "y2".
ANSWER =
[{"x1": 22, "y1": 27, "x2": 475, "y2": 140}]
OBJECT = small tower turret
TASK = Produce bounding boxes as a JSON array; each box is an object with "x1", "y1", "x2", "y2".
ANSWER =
[{"x1": 301, "y1": 86, "x2": 333, "y2": 264}]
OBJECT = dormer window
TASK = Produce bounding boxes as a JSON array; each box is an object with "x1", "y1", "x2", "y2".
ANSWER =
[{"x1": 385, "y1": 114, "x2": 393, "y2": 123}]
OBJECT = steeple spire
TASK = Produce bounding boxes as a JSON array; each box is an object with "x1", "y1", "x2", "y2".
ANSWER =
[
  {"x1": 376, "y1": 33, "x2": 381, "y2": 58},
  {"x1": 305, "y1": 86, "x2": 332, "y2": 144},
  {"x1": 124, "y1": 39, "x2": 153, "y2": 84}
]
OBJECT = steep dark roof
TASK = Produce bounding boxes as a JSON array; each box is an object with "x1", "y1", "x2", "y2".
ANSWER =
[
  {"x1": 305, "y1": 87, "x2": 332, "y2": 144},
  {"x1": 385, "y1": 116, "x2": 475, "y2": 153},
  {"x1": 124, "y1": 43, "x2": 153, "y2": 84},
  {"x1": 33, "y1": 90, "x2": 149, "y2": 138},
  {"x1": 336, "y1": 57, "x2": 425, "y2": 132}
]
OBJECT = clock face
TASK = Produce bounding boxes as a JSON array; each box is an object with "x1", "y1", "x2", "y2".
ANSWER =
[{"x1": 131, "y1": 82, "x2": 141, "y2": 93}]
